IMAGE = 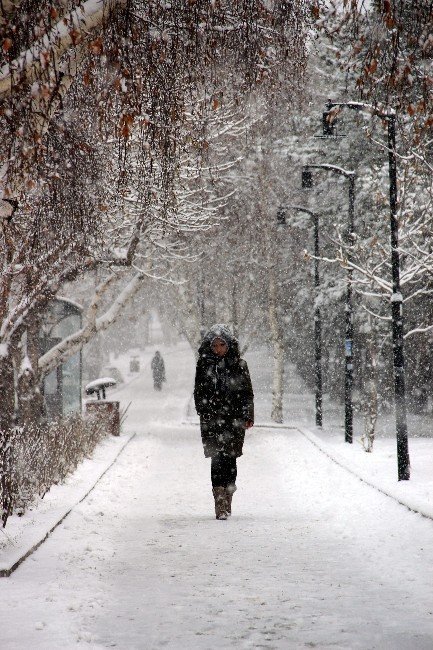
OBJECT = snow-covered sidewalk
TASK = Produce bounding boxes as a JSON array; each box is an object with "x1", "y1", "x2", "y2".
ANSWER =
[
  {"x1": 1, "y1": 342, "x2": 433, "y2": 649},
  {"x1": 0, "y1": 432, "x2": 134, "y2": 577}
]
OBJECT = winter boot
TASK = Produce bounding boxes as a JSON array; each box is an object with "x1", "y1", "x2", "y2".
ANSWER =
[
  {"x1": 225, "y1": 484, "x2": 237, "y2": 516},
  {"x1": 212, "y1": 486, "x2": 228, "y2": 520}
]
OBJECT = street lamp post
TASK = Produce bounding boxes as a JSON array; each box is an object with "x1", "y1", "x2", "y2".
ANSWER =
[
  {"x1": 279, "y1": 205, "x2": 323, "y2": 427},
  {"x1": 312, "y1": 208, "x2": 323, "y2": 429},
  {"x1": 302, "y1": 163, "x2": 356, "y2": 444},
  {"x1": 322, "y1": 101, "x2": 410, "y2": 480}
]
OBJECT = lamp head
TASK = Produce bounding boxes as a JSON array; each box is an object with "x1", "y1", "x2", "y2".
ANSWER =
[
  {"x1": 323, "y1": 110, "x2": 336, "y2": 136},
  {"x1": 276, "y1": 206, "x2": 286, "y2": 225},
  {"x1": 302, "y1": 169, "x2": 313, "y2": 189},
  {"x1": 315, "y1": 103, "x2": 346, "y2": 139}
]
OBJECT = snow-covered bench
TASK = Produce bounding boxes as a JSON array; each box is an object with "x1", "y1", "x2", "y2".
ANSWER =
[{"x1": 85, "y1": 377, "x2": 117, "y2": 401}]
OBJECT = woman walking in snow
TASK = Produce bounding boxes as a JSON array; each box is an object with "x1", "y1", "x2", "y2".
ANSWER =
[
  {"x1": 151, "y1": 351, "x2": 166, "y2": 390},
  {"x1": 194, "y1": 325, "x2": 254, "y2": 520}
]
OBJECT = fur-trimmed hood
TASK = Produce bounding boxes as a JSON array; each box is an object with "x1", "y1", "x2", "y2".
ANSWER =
[{"x1": 198, "y1": 324, "x2": 240, "y2": 361}]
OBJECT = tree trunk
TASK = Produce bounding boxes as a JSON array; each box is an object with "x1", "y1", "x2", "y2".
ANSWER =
[
  {"x1": 0, "y1": 351, "x2": 15, "y2": 432},
  {"x1": 17, "y1": 310, "x2": 44, "y2": 427},
  {"x1": 231, "y1": 273, "x2": 239, "y2": 339},
  {"x1": 168, "y1": 284, "x2": 201, "y2": 354},
  {"x1": 361, "y1": 323, "x2": 378, "y2": 453},
  {"x1": 269, "y1": 264, "x2": 284, "y2": 423}
]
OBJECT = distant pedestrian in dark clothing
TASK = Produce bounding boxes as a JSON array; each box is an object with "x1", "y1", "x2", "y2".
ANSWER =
[
  {"x1": 194, "y1": 324, "x2": 254, "y2": 520},
  {"x1": 151, "y1": 351, "x2": 166, "y2": 390}
]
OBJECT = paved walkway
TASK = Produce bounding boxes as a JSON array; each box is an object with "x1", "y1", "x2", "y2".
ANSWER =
[{"x1": 1, "y1": 344, "x2": 433, "y2": 649}]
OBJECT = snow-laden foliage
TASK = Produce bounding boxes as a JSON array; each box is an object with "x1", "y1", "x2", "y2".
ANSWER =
[
  {"x1": 153, "y1": 2, "x2": 433, "y2": 437},
  {"x1": 315, "y1": 1, "x2": 433, "y2": 122},
  {"x1": 0, "y1": 414, "x2": 106, "y2": 526},
  {"x1": 0, "y1": 0, "x2": 310, "y2": 431}
]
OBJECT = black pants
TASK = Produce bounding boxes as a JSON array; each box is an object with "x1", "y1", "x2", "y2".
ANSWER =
[{"x1": 211, "y1": 452, "x2": 237, "y2": 488}]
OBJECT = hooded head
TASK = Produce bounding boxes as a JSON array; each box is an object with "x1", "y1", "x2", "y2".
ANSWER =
[{"x1": 198, "y1": 324, "x2": 240, "y2": 361}]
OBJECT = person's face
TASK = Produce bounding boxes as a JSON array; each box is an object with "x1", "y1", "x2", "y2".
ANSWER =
[{"x1": 211, "y1": 337, "x2": 228, "y2": 357}]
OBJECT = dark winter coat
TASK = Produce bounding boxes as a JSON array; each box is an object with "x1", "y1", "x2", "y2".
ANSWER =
[
  {"x1": 151, "y1": 352, "x2": 165, "y2": 384},
  {"x1": 194, "y1": 325, "x2": 254, "y2": 458}
]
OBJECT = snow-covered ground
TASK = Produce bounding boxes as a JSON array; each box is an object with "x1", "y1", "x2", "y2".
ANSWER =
[{"x1": 1, "y1": 342, "x2": 433, "y2": 649}]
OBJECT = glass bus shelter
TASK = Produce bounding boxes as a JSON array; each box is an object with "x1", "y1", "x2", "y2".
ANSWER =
[{"x1": 40, "y1": 298, "x2": 82, "y2": 419}]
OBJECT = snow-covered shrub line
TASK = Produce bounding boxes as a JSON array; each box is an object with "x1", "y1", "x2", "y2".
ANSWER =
[{"x1": 0, "y1": 415, "x2": 107, "y2": 527}]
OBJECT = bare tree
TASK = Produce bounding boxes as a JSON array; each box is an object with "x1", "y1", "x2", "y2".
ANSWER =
[{"x1": 0, "y1": 1, "x2": 310, "y2": 429}]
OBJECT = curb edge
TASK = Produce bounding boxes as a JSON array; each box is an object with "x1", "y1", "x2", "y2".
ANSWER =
[{"x1": 0, "y1": 432, "x2": 136, "y2": 578}]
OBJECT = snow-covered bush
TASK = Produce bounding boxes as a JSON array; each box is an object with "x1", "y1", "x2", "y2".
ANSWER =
[{"x1": 0, "y1": 415, "x2": 106, "y2": 527}]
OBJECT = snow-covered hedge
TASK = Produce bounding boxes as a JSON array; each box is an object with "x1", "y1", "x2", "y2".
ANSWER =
[{"x1": 0, "y1": 415, "x2": 106, "y2": 527}]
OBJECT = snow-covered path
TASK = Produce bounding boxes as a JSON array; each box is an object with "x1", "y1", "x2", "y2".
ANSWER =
[{"x1": 2, "y1": 344, "x2": 433, "y2": 649}]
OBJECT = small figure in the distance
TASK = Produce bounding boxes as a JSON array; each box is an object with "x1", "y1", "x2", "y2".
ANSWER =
[{"x1": 151, "y1": 351, "x2": 166, "y2": 391}]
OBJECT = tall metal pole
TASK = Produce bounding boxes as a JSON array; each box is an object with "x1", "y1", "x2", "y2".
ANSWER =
[
  {"x1": 303, "y1": 164, "x2": 354, "y2": 441},
  {"x1": 344, "y1": 175, "x2": 355, "y2": 443},
  {"x1": 313, "y1": 211, "x2": 323, "y2": 427},
  {"x1": 388, "y1": 115, "x2": 410, "y2": 480},
  {"x1": 323, "y1": 100, "x2": 410, "y2": 478}
]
